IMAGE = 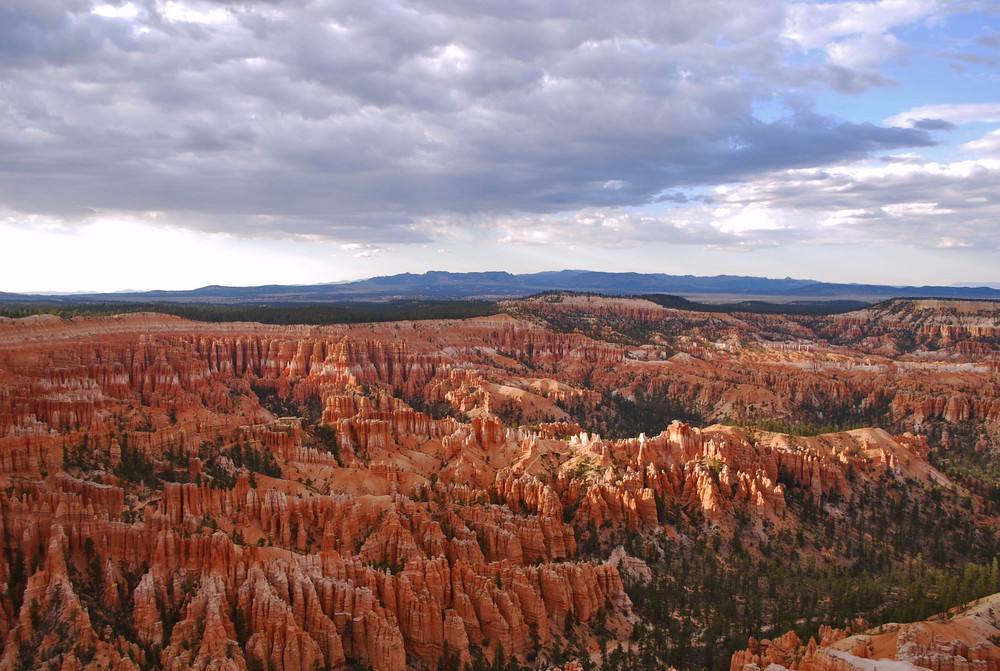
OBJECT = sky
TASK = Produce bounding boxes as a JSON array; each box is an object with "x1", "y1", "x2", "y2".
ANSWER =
[{"x1": 2, "y1": 0, "x2": 1000, "y2": 292}]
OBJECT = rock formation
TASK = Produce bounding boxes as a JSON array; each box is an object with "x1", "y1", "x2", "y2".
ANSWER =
[
  {"x1": 731, "y1": 592, "x2": 1000, "y2": 671},
  {"x1": 0, "y1": 298, "x2": 997, "y2": 669}
]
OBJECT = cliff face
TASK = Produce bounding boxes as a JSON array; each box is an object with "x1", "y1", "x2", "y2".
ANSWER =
[{"x1": 0, "y1": 302, "x2": 997, "y2": 670}]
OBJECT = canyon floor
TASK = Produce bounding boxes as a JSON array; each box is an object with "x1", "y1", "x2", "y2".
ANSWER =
[{"x1": 1, "y1": 295, "x2": 999, "y2": 671}]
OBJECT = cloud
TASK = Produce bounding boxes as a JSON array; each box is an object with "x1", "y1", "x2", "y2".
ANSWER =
[
  {"x1": 976, "y1": 29, "x2": 1000, "y2": 50},
  {"x1": 784, "y1": 0, "x2": 940, "y2": 50},
  {"x1": 782, "y1": 0, "x2": 939, "y2": 87},
  {"x1": 909, "y1": 118, "x2": 956, "y2": 131},
  {"x1": 340, "y1": 243, "x2": 386, "y2": 258},
  {"x1": 486, "y1": 203, "x2": 799, "y2": 251},
  {"x1": 700, "y1": 157, "x2": 1000, "y2": 249},
  {"x1": 962, "y1": 129, "x2": 1000, "y2": 155},
  {"x1": 491, "y1": 209, "x2": 727, "y2": 248},
  {"x1": 0, "y1": 0, "x2": 943, "y2": 245},
  {"x1": 885, "y1": 103, "x2": 1000, "y2": 127},
  {"x1": 879, "y1": 152, "x2": 931, "y2": 163}
]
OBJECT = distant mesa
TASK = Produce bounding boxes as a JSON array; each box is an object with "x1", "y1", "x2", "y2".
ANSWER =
[{"x1": 4, "y1": 269, "x2": 1000, "y2": 305}]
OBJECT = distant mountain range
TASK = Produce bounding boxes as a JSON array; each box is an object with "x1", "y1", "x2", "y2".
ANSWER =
[{"x1": 4, "y1": 270, "x2": 1000, "y2": 304}]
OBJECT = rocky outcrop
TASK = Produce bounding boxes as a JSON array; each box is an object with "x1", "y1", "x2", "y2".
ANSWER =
[
  {"x1": 161, "y1": 573, "x2": 248, "y2": 671},
  {"x1": 0, "y1": 526, "x2": 145, "y2": 670}
]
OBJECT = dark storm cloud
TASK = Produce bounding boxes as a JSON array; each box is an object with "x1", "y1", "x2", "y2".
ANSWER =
[{"x1": 0, "y1": 0, "x2": 942, "y2": 241}]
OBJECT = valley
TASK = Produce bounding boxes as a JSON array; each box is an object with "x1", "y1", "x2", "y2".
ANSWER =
[{"x1": 0, "y1": 296, "x2": 998, "y2": 670}]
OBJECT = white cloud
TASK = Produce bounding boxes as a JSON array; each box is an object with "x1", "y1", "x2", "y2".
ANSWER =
[
  {"x1": 340, "y1": 243, "x2": 386, "y2": 258},
  {"x1": 161, "y1": 1, "x2": 232, "y2": 25},
  {"x1": 92, "y1": 3, "x2": 139, "y2": 19},
  {"x1": 784, "y1": 0, "x2": 937, "y2": 72},
  {"x1": 784, "y1": 0, "x2": 940, "y2": 49},
  {"x1": 885, "y1": 103, "x2": 1000, "y2": 127},
  {"x1": 825, "y1": 31, "x2": 906, "y2": 69},
  {"x1": 962, "y1": 129, "x2": 1000, "y2": 154},
  {"x1": 486, "y1": 203, "x2": 795, "y2": 251},
  {"x1": 936, "y1": 237, "x2": 972, "y2": 248},
  {"x1": 712, "y1": 204, "x2": 781, "y2": 234},
  {"x1": 882, "y1": 202, "x2": 949, "y2": 217},
  {"x1": 704, "y1": 155, "x2": 1000, "y2": 248},
  {"x1": 493, "y1": 209, "x2": 709, "y2": 247}
]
